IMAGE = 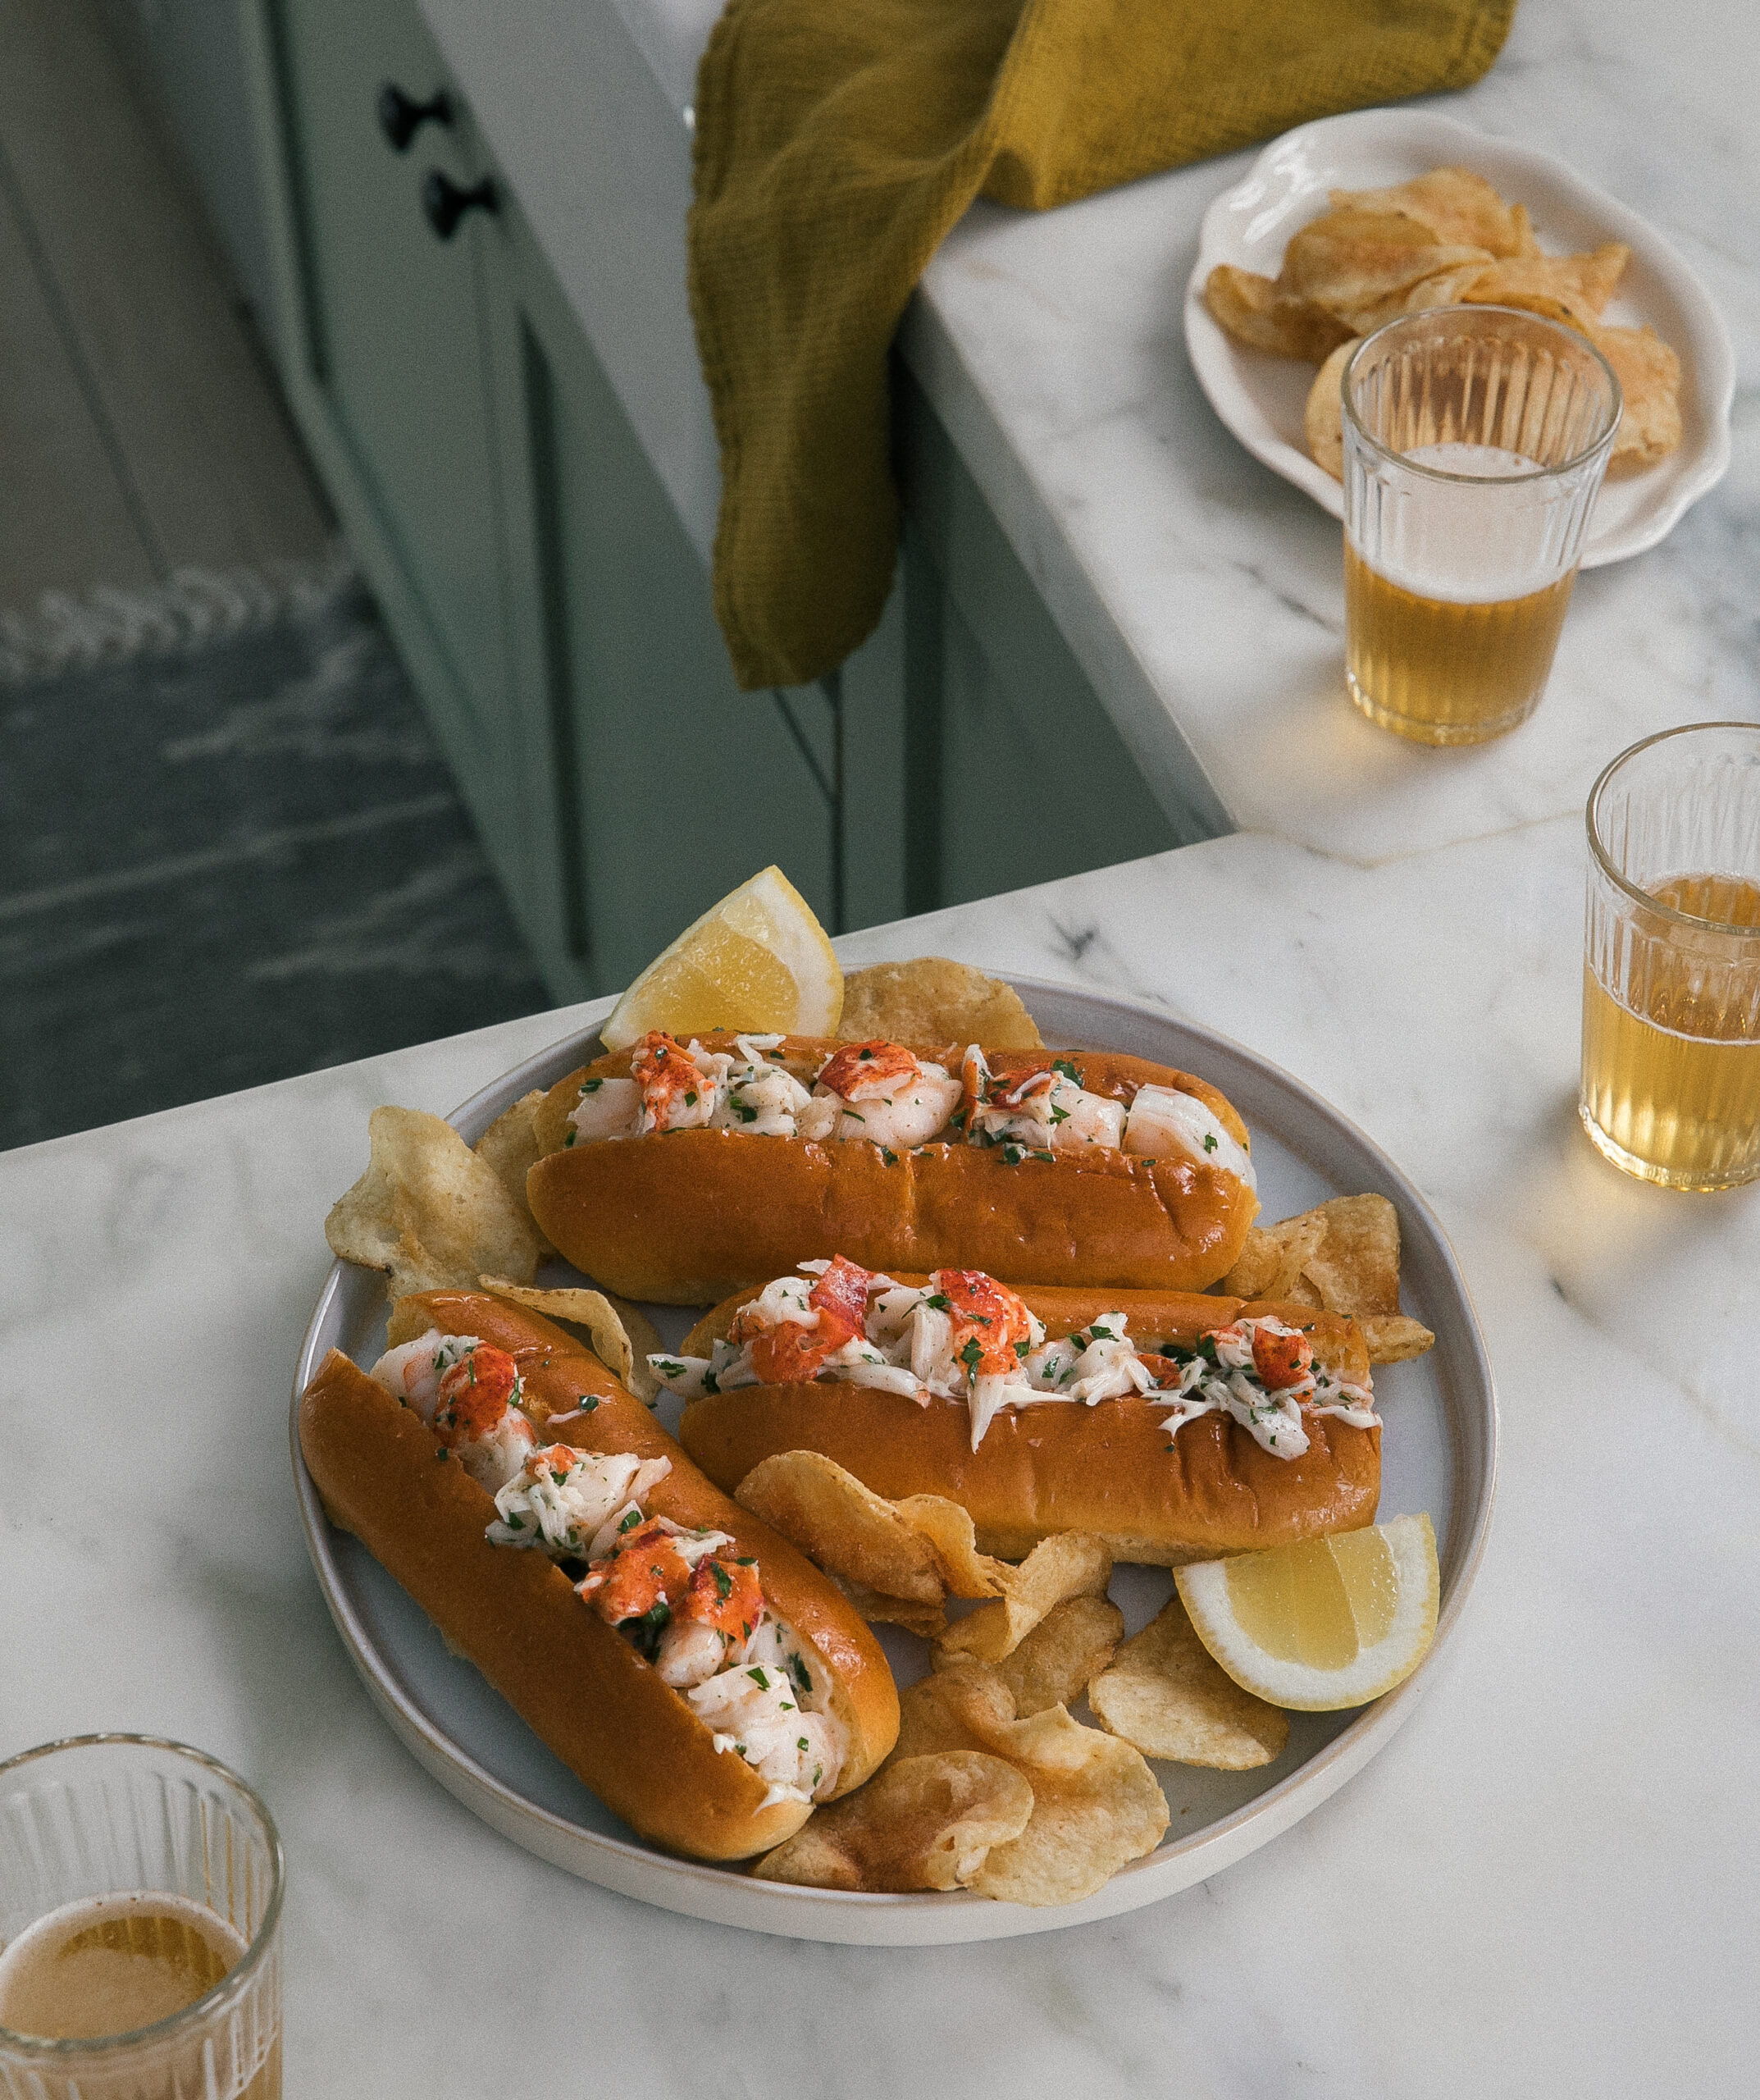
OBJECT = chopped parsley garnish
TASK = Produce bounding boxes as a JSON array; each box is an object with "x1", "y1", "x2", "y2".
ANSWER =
[
  {"x1": 924, "y1": 1293, "x2": 951, "y2": 1311},
  {"x1": 1002, "y1": 1144, "x2": 1024, "y2": 1165},
  {"x1": 656, "y1": 1360, "x2": 685, "y2": 1376},
  {"x1": 797, "y1": 1737, "x2": 809, "y2": 1752},
  {"x1": 563, "y1": 1129, "x2": 577, "y2": 1146},
  {"x1": 1015, "y1": 1338, "x2": 1030, "y2": 1357},
  {"x1": 1051, "y1": 1057, "x2": 1082, "y2": 1083},
  {"x1": 618, "y1": 1507, "x2": 642, "y2": 1532},
  {"x1": 734, "y1": 1102, "x2": 759, "y2": 1123},
  {"x1": 581, "y1": 1076, "x2": 604, "y2": 1093},
  {"x1": 712, "y1": 1563, "x2": 734, "y2": 1598},
  {"x1": 1203, "y1": 1132, "x2": 1217, "y2": 1153},
  {"x1": 960, "y1": 1338, "x2": 984, "y2": 1373},
  {"x1": 1033, "y1": 1148, "x2": 1055, "y2": 1164},
  {"x1": 684, "y1": 1089, "x2": 698, "y2": 1107},
  {"x1": 858, "y1": 1048, "x2": 874, "y2": 1060},
  {"x1": 748, "y1": 1667, "x2": 771, "y2": 1689},
  {"x1": 790, "y1": 1655, "x2": 811, "y2": 1695},
  {"x1": 1049, "y1": 1104, "x2": 1069, "y2": 1125},
  {"x1": 843, "y1": 1108, "x2": 865, "y2": 1124},
  {"x1": 882, "y1": 1148, "x2": 898, "y2": 1166}
]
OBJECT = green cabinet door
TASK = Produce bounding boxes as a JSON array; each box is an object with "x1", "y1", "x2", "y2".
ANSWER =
[
  {"x1": 489, "y1": 214, "x2": 837, "y2": 995},
  {"x1": 269, "y1": 0, "x2": 507, "y2": 775}
]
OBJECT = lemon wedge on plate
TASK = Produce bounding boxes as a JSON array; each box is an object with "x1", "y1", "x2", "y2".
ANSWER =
[
  {"x1": 600, "y1": 866, "x2": 843, "y2": 1052},
  {"x1": 1174, "y1": 1513, "x2": 1439, "y2": 1712}
]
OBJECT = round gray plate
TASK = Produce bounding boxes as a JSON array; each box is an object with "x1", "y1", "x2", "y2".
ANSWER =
[{"x1": 290, "y1": 977, "x2": 1496, "y2": 1943}]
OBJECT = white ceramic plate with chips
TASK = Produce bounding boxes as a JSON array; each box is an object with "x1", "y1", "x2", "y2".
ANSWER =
[
  {"x1": 290, "y1": 977, "x2": 1496, "y2": 1944},
  {"x1": 1183, "y1": 107, "x2": 1735, "y2": 564}
]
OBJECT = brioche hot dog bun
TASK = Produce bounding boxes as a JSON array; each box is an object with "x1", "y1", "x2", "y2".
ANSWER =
[
  {"x1": 527, "y1": 1036, "x2": 1259, "y2": 1304},
  {"x1": 299, "y1": 1292, "x2": 897, "y2": 1860},
  {"x1": 675, "y1": 1283, "x2": 1379, "y2": 1565}
]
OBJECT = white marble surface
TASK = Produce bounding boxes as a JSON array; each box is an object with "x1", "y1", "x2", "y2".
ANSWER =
[
  {"x1": 2, "y1": 825, "x2": 1755, "y2": 2092},
  {"x1": 423, "y1": 0, "x2": 1757, "y2": 858}
]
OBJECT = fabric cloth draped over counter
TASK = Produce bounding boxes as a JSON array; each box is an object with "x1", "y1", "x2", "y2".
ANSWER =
[{"x1": 688, "y1": 0, "x2": 1518, "y2": 691}]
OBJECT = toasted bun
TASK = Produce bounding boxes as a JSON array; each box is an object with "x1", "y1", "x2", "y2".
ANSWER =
[
  {"x1": 299, "y1": 1296, "x2": 897, "y2": 1860},
  {"x1": 676, "y1": 1289, "x2": 1379, "y2": 1564},
  {"x1": 527, "y1": 1038, "x2": 1258, "y2": 1304}
]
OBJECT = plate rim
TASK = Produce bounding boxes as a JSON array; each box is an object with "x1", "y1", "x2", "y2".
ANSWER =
[
  {"x1": 290, "y1": 976, "x2": 1498, "y2": 1942},
  {"x1": 1181, "y1": 105, "x2": 1735, "y2": 565}
]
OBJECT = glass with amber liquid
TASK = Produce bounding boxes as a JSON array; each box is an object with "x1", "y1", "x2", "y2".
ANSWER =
[
  {"x1": 0, "y1": 1738, "x2": 283, "y2": 2100},
  {"x1": 1342, "y1": 307, "x2": 1620, "y2": 744},
  {"x1": 1581, "y1": 725, "x2": 1760, "y2": 1190}
]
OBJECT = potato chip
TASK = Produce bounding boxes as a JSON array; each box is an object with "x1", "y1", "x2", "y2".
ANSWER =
[
  {"x1": 1204, "y1": 265, "x2": 1353, "y2": 362},
  {"x1": 1358, "y1": 1313, "x2": 1437, "y2": 1365},
  {"x1": 1088, "y1": 1596, "x2": 1289, "y2": 1769},
  {"x1": 1279, "y1": 208, "x2": 1491, "y2": 332},
  {"x1": 835, "y1": 958, "x2": 1042, "y2": 1050},
  {"x1": 735, "y1": 1453, "x2": 951, "y2": 1604},
  {"x1": 933, "y1": 1533, "x2": 1111, "y2": 1664},
  {"x1": 753, "y1": 1752, "x2": 1033, "y2": 1892},
  {"x1": 974, "y1": 1703, "x2": 1168, "y2": 1906},
  {"x1": 1328, "y1": 167, "x2": 1535, "y2": 258},
  {"x1": 891, "y1": 1660, "x2": 1018, "y2": 1763},
  {"x1": 1220, "y1": 1211, "x2": 1326, "y2": 1303},
  {"x1": 1461, "y1": 242, "x2": 1629, "y2": 320},
  {"x1": 1590, "y1": 322, "x2": 1684, "y2": 470},
  {"x1": 888, "y1": 1664, "x2": 1166, "y2": 1904},
  {"x1": 981, "y1": 1595, "x2": 1124, "y2": 1717},
  {"x1": 837, "y1": 1578, "x2": 948, "y2": 1639},
  {"x1": 476, "y1": 1277, "x2": 654, "y2": 1397},
  {"x1": 1303, "y1": 338, "x2": 1354, "y2": 479},
  {"x1": 894, "y1": 1495, "x2": 1010, "y2": 1600},
  {"x1": 1300, "y1": 1193, "x2": 1403, "y2": 1317},
  {"x1": 326, "y1": 1107, "x2": 540, "y2": 1300},
  {"x1": 472, "y1": 1091, "x2": 554, "y2": 1256}
]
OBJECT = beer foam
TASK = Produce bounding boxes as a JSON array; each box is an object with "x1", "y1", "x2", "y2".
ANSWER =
[
  {"x1": 1354, "y1": 441, "x2": 1584, "y2": 605},
  {"x1": 1403, "y1": 443, "x2": 1539, "y2": 479}
]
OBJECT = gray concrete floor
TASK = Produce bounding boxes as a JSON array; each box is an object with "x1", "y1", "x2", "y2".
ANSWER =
[{"x1": 0, "y1": 0, "x2": 332, "y2": 614}]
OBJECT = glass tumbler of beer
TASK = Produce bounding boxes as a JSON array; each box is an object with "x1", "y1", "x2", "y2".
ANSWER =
[
  {"x1": 1580, "y1": 724, "x2": 1760, "y2": 1190},
  {"x1": 0, "y1": 1737, "x2": 284, "y2": 2100},
  {"x1": 1342, "y1": 306, "x2": 1620, "y2": 744}
]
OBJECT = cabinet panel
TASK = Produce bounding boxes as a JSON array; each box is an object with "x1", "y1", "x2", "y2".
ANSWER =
[
  {"x1": 508, "y1": 248, "x2": 834, "y2": 993},
  {"x1": 271, "y1": 0, "x2": 505, "y2": 752},
  {"x1": 897, "y1": 368, "x2": 1185, "y2": 912}
]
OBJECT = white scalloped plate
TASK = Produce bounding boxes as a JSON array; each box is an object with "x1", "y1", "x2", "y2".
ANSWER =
[
  {"x1": 290, "y1": 978, "x2": 1496, "y2": 1943},
  {"x1": 1183, "y1": 107, "x2": 1734, "y2": 565}
]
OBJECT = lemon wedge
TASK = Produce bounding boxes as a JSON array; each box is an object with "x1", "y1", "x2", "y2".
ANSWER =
[
  {"x1": 600, "y1": 866, "x2": 843, "y2": 1052},
  {"x1": 1173, "y1": 1513, "x2": 1439, "y2": 1712}
]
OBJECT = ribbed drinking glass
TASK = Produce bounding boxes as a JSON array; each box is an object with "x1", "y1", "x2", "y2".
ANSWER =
[
  {"x1": 1581, "y1": 724, "x2": 1760, "y2": 1190},
  {"x1": 1342, "y1": 305, "x2": 1620, "y2": 744},
  {"x1": 0, "y1": 1737, "x2": 283, "y2": 2100}
]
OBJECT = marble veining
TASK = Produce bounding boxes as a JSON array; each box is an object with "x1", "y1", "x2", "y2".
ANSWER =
[{"x1": 2, "y1": 820, "x2": 1755, "y2": 2093}]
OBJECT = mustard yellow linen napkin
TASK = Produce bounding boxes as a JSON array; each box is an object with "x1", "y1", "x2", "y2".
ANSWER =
[{"x1": 689, "y1": 0, "x2": 1517, "y2": 691}]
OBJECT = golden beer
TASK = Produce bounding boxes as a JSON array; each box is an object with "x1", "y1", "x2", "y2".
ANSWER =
[
  {"x1": 1344, "y1": 543, "x2": 1576, "y2": 744},
  {"x1": 1580, "y1": 874, "x2": 1760, "y2": 1189},
  {"x1": 0, "y1": 1894, "x2": 280, "y2": 2098}
]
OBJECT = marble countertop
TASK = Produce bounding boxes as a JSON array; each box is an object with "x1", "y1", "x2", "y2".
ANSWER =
[
  {"x1": 2, "y1": 818, "x2": 1754, "y2": 2092},
  {"x1": 421, "y1": 0, "x2": 1756, "y2": 861},
  {"x1": 905, "y1": 0, "x2": 1760, "y2": 861}
]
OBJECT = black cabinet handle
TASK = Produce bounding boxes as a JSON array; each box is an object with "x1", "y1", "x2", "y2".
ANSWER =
[
  {"x1": 378, "y1": 81, "x2": 451, "y2": 152},
  {"x1": 422, "y1": 170, "x2": 497, "y2": 240}
]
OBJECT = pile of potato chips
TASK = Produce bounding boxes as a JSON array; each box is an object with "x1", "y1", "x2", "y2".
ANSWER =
[
  {"x1": 1205, "y1": 165, "x2": 1683, "y2": 477},
  {"x1": 743, "y1": 1452, "x2": 1297, "y2": 1902}
]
